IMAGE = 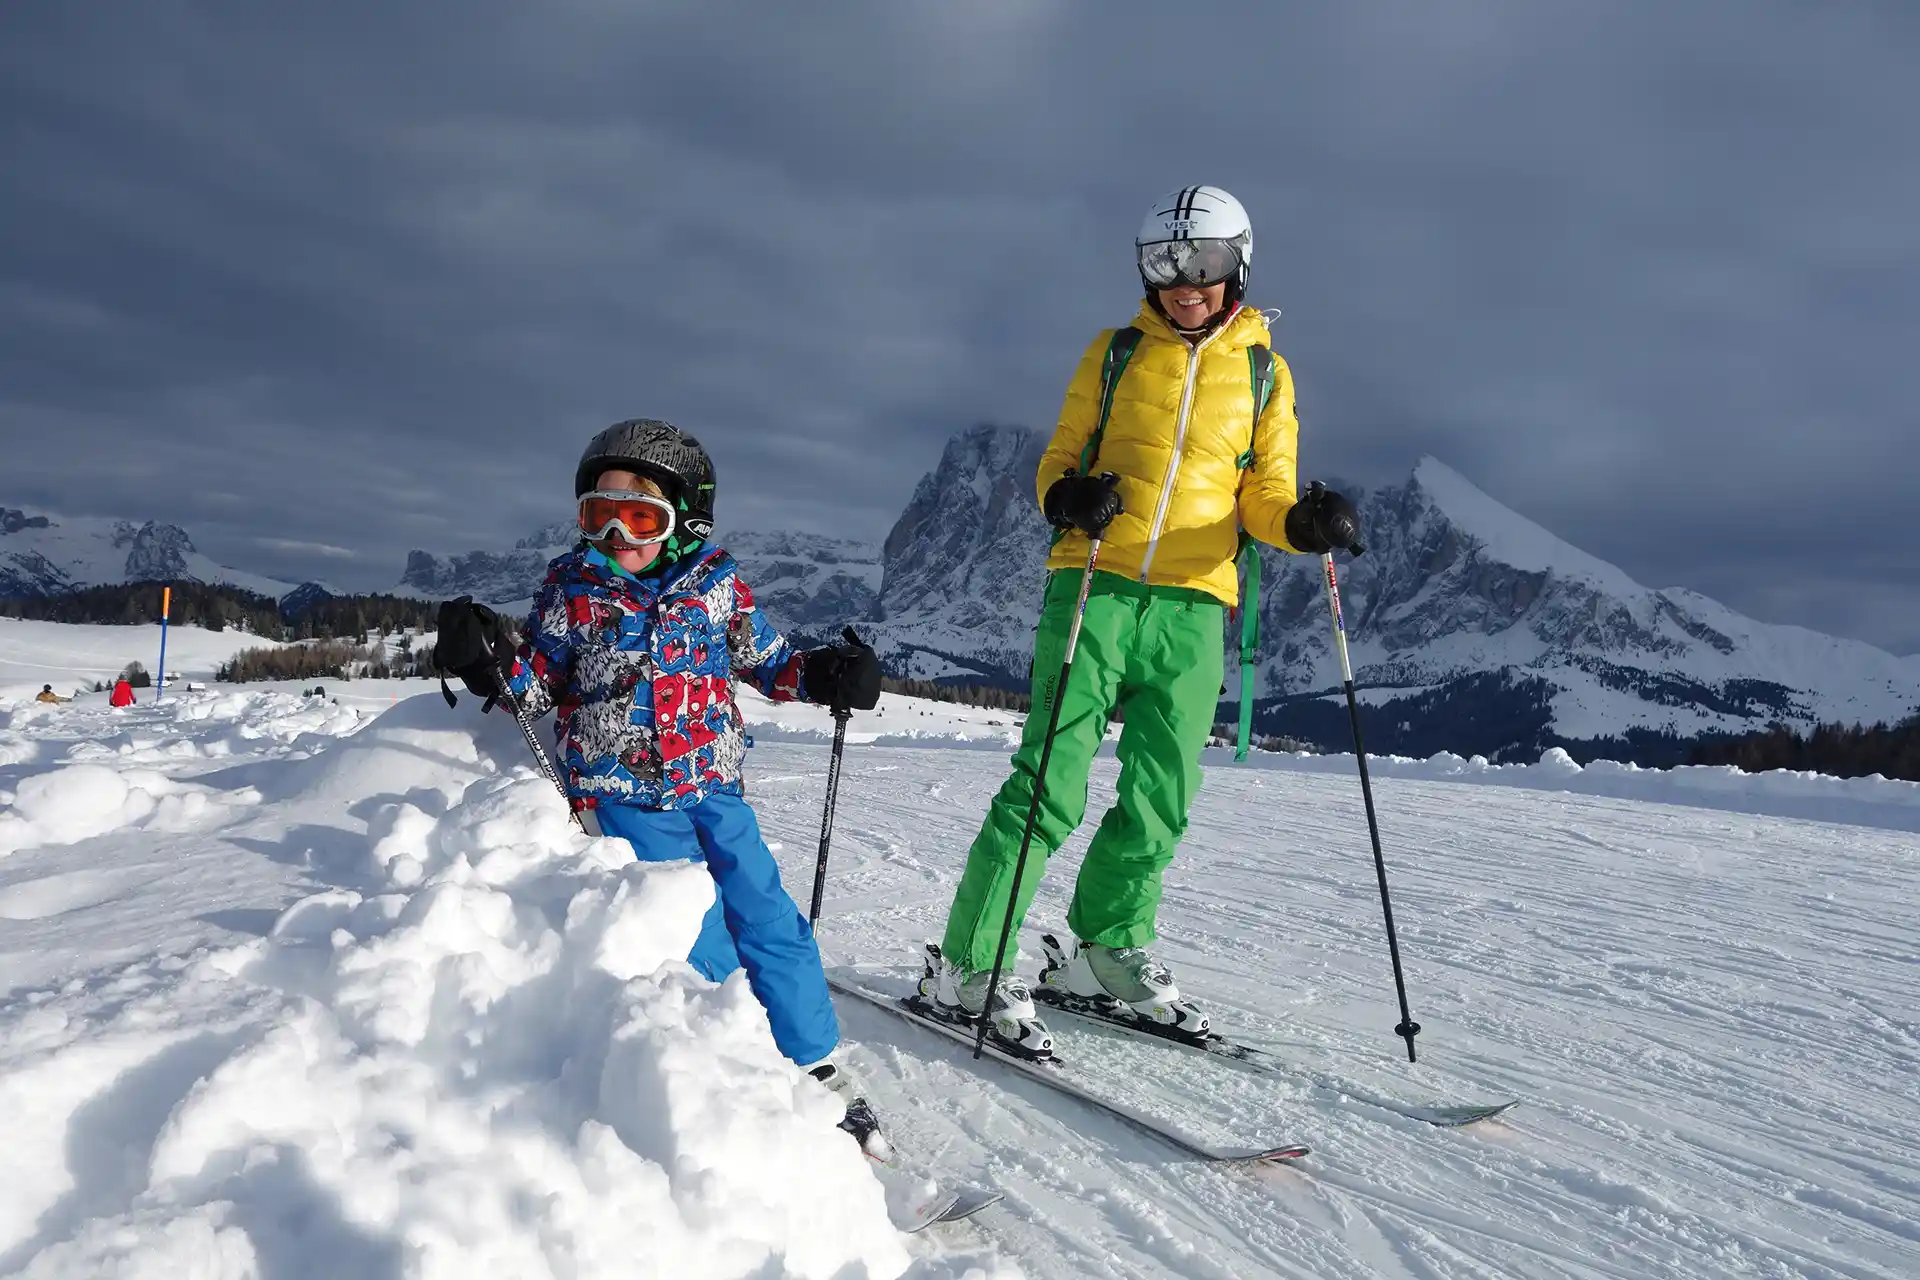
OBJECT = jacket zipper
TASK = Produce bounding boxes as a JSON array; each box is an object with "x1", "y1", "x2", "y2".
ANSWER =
[{"x1": 1137, "y1": 323, "x2": 1226, "y2": 582}]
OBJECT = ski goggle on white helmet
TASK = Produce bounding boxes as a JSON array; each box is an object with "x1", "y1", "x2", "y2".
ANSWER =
[{"x1": 1135, "y1": 185, "x2": 1252, "y2": 290}]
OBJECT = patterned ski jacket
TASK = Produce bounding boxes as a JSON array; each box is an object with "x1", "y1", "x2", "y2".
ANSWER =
[{"x1": 503, "y1": 543, "x2": 809, "y2": 811}]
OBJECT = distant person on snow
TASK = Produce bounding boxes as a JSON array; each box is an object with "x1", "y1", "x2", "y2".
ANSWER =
[
  {"x1": 922, "y1": 186, "x2": 1362, "y2": 1055},
  {"x1": 109, "y1": 679, "x2": 136, "y2": 708},
  {"x1": 36, "y1": 684, "x2": 69, "y2": 704},
  {"x1": 432, "y1": 419, "x2": 888, "y2": 1156}
]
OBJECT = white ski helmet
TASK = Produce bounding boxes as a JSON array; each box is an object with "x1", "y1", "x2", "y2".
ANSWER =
[{"x1": 1135, "y1": 185, "x2": 1253, "y2": 306}]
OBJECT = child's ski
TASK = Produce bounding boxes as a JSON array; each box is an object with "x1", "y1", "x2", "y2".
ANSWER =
[{"x1": 871, "y1": 1165, "x2": 1004, "y2": 1233}]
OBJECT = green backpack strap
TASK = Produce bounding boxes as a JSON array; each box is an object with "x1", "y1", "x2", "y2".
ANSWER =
[
  {"x1": 1235, "y1": 344, "x2": 1276, "y2": 761},
  {"x1": 1052, "y1": 326, "x2": 1142, "y2": 548},
  {"x1": 1078, "y1": 326, "x2": 1143, "y2": 475}
]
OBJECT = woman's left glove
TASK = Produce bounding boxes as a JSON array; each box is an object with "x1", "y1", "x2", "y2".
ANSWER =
[{"x1": 804, "y1": 627, "x2": 883, "y2": 712}]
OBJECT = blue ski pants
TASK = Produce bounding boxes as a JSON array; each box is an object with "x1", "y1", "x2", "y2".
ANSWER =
[{"x1": 593, "y1": 794, "x2": 840, "y2": 1066}]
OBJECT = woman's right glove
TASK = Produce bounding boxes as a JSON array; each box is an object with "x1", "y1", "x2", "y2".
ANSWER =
[
  {"x1": 1283, "y1": 482, "x2": 1362, "y2": 554},
  {"x1": 434, "y1": 597, "x2": 513, "y2": 699},
  {"x1": 804, "y1": 627, "x2": 883, "y2": 712},
  {"x1": 1043, "y1": 470, "x2": 1124, "y2": 538}
]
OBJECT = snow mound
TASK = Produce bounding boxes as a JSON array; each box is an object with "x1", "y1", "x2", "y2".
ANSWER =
[
  {"x1": 0, "y1": 764, "x2": 255, "y2": 859},
  {"x1": 0, "y1": 697, "x2": 913, "y2": 1278}
]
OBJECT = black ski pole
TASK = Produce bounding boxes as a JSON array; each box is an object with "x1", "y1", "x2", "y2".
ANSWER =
[
  {"x1": 488, "y1": 651, "x2": 588, "y2": 835},
  {"x1": 437, "y1": 618, "x2": 587, "y2": 835},
  {"x1": 1319, "y1": 540, "x2": 1422, "y2": 1062},
  {"x1": 808, "y1": 627, "x2": 861, "y2": 926},
  {"x1": 973, "y1": 538, "x2": 1103, "y2": 1060}
]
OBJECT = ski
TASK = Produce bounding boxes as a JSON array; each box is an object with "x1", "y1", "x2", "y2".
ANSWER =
[
  {"x1": 934, "y1": 1183, "x2": 1005, "y2": 1225},
  {"x1": 1029, "y1": 984, "x2": 1518, "y2": 1128},
  {"x1": 826, "y1": 970, "x2": 1311, "y2": 1166},
  {"x1": 871, "y1": 1165, "x2": 1004, "y2": 1233}
]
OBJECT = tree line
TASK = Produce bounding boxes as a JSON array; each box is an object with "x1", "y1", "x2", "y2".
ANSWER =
[
  {"x1": 1685, "y1": 714, "x2": 1920, "y2": 783},
  {"x1": 0, "y1": 581, "x2": 442, "y2": 639},
  {"x1": 879, "y1": 676, "x2": 1031, "y2": 712},
  {"x1": 0, "y1": 581, "x2": 283, "y2": 631},
  {"x1": 217, "y1": 638, "x2": 439, "y2": 683}
]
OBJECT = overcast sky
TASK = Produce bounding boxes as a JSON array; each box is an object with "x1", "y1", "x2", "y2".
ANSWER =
[{"x1": 3, "y1": 1, "x2": 1916, "y2": 652}]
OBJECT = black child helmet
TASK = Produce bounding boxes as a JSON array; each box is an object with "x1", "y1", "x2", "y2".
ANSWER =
[{"x1": 574, "y1": 418, "x2": 717, "y2": 562}]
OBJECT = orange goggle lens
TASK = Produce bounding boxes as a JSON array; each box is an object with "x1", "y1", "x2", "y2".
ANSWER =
[{"x1": 578, "y1": 491, "x2": 675, "y2": 545}]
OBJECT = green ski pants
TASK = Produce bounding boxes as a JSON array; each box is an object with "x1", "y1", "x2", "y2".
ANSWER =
[{"x1": 940, "y1": 568, "x2": 1224, "y2": 974}]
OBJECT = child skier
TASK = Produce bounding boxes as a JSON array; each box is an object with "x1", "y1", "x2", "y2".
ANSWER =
[
  {"x1": 925, "y1": 186, "x2": 1362, "y2": 1055},
  {"x1": 433, "y1": 418, "x2": 887, "y2": 1153}
]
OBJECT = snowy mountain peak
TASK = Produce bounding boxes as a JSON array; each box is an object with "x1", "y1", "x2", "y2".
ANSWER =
[{"x1": 1408, "y1": 456, "x2": 1640, "y2": 595}]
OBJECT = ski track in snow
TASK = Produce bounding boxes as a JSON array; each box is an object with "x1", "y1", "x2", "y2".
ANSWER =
[
  {"x1": 754, "y1": 747, "x2": 1919, "y2": 1279},
  {"x1": 0, "y1": 669, "x2": 1914, "y2": 1277}
]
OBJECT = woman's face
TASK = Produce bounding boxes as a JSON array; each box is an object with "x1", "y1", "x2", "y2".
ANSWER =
[
  {"x1": 590, "y1": 468, "x2": 664, "y2": 574},
  {"x1": 1156, "y1": 281, "x2": 1228, "y2": 332}
]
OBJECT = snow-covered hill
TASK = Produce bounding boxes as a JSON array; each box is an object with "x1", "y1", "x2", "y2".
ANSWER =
[
  {"x1": 0, "y1": 507, "x2": 293, "y2": 600},
  {"x1": 1241, "y1": 457, "x2": 1920, "y2": 754},
  {"x1": 723, "y1": 531, "x2": 882, "y2": 639},
  {"x1": 0, "y1": 618, "x2": 285, "y2": 701},
  {"x1": 1, "y1": 661, "x2": 1914, "y2": 1276}
]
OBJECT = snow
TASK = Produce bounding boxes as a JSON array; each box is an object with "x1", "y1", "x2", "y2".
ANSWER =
[
  {"x1": 0, "y1": 619, "x2": 286, "y2": 702},
  {"x1": 0, "y1": 689, "x2": 956, "y2": 1279},
  {"x1": 1, "y1": 628, "x2": 1915, "y2": 1277}
]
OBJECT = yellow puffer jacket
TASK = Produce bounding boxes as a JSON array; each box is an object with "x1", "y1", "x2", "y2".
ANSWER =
[{"x1": 1040, "y1": 301, "x2": 1305, "y2": 606}]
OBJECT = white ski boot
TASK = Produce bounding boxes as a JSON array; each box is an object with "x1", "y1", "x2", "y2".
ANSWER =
[
  {"x1": 803, "y1": 1056, "x2": 894, "y2": 1162},
  {"x1": 1036, "y1": 933, "x2": 1211, "y2": 1039},
  {"x1": 916, "y1": 943, "x2": 1055, "y2": 1059}
]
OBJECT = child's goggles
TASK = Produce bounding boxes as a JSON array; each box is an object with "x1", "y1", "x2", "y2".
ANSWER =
[
  {"x1": 578, "y1": 490, "x2": 676, "y2": 546},
  {"x1": 1137, "y1": 236, "x2": 1245, "y2": 289}
]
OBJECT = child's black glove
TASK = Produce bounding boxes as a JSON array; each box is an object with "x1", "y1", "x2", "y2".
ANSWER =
[
  {"x1": 1043, "y1": 470, "x2": 1124, "y2": 538},
  {"x1": 1283, "y1": 482, "x2": 1362, "y2": 554},
  {"x1": 434, "y1": 597, "x2": 513, "y2": 699},
  {"x1": 804, "y1": 627, "x2": 882, "y2": 712}
]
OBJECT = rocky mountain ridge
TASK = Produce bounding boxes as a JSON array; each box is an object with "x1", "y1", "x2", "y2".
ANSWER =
[
  {"x1": 0, "y1": 506, "x2": 293, "y2": 600},
  {"x1": 17, "y1": 426, "x2": 1916, "y2": 763},
  {"x1": 382, "y1": 423, "x2": 1920, "y2": 759}
]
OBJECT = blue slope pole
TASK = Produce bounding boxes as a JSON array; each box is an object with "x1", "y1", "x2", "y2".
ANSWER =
[{"x1": 155, "y1": 585, "x2": 172, "y2": 702}]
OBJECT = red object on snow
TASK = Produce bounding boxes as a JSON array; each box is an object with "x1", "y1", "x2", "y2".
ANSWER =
[{"x1": 110, "y1": 679, "x2": 136, "y2": 707}]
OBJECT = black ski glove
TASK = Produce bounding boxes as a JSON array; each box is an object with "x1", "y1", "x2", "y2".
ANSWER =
[
  {"x1": 434, "y1": 597, "x2": 513, "y2": 699},
  {"x1": 804, "y1": 627, "x2": 883, "y2": 712},
  {"x1": 1283, "y1": 482, "x2": 1362, "y2": 555},
  {"x1": 1043, "y1": 470, "x2": 1125, "y2": 538}
]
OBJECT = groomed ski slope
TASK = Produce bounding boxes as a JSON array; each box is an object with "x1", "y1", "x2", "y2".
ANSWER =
[{"x1": 0, "y1": 648, "x2": 1913, "y2": 1277}]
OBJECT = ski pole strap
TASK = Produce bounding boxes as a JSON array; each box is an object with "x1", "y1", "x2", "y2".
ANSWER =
[{"x1": 1235, "y1": 537, "x2": 1260, "y2": 762}]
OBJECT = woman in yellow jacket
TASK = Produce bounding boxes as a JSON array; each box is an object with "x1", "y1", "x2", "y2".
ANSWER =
[{"x1": 923, "y1": 187, "x2": 1361, "y2": 1054}]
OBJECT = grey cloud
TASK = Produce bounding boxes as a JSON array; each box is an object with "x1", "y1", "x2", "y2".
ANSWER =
[{"x1": 2, "y1": 1, "x2": 1916, "y2": 652}]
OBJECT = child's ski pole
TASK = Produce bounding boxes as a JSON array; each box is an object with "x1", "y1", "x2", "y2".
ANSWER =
[
  {"x1": 436, "y1": 606, "x2": 587, "y2": 836},
  {"x1": 808, "y1": 628, "x2": 863, "y2": 926}
]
